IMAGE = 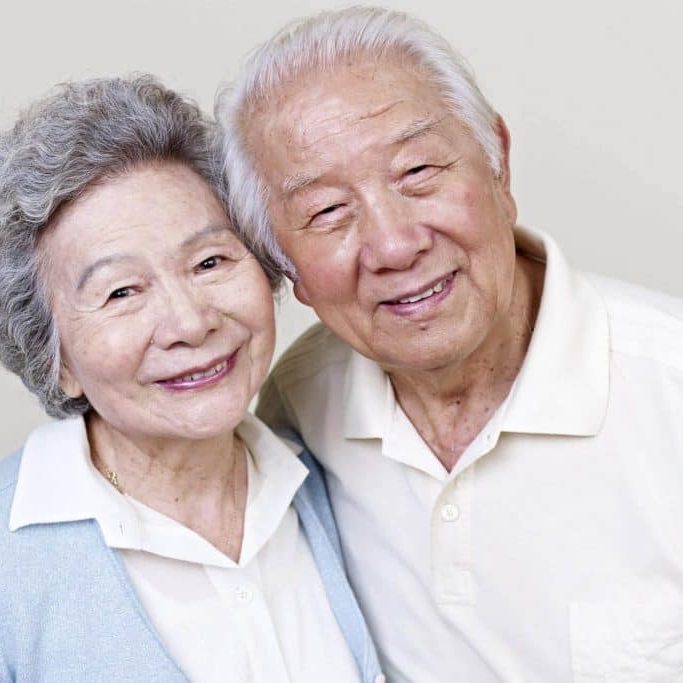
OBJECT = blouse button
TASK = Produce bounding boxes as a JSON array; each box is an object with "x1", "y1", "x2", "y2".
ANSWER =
[{"x1": 235, "y1": 586, "x2": 254, "y2": 604}]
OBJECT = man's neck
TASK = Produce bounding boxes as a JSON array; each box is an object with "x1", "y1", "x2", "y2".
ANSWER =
[{"x1": 387, "y1": 254, "x2": 545, "y2": 472}]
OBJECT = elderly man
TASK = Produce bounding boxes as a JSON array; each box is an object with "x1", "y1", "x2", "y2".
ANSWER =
[{"x1": 217, "y1": 7, "x2": 683, "y2": 682}]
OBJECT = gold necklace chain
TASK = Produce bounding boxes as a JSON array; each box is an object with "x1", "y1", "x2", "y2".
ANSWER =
[{"x1": 91, "y1": 448, "x2": 124, "y2": 494}]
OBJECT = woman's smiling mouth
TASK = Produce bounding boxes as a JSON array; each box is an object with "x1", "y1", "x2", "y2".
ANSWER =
[{"x1": 156, "y1": 351, "x2": 239, "y2": 391}]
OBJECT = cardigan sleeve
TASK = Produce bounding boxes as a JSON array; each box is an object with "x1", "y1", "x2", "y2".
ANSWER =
[{"x1": 0, "y1": 452, "x2": 21, "y2": 681}]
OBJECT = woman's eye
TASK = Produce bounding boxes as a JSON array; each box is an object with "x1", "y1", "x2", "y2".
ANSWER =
[{"x1": 196, "y1": 255, "x2": 224, "y2": 271}]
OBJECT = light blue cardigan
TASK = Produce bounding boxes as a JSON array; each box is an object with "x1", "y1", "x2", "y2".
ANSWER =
[{"x1": 0, "y1": 445, "x2": 382, "y2": 682}]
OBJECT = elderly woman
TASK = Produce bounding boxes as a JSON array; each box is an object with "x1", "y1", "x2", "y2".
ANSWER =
[{"x1": 0, "y1": 76, "x2": 381, "y2": 682}]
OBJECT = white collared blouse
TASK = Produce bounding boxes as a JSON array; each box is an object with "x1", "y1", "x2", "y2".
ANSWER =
[{"x1": 10, "y1": 413, "x2": 360, "y2": 682}]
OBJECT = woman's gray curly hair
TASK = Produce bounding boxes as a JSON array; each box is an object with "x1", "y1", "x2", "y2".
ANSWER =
[{"x1": 0, "y1": 75, "x2": 282, "y2": 419}]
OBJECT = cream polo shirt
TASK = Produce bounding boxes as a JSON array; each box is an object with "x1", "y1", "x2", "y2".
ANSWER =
[
  {"x1": 258, "y1": 226, "x2": 683, "y2": 683},
  {"x1": 9, "y1": 413, "x2": 359, "y2": 683}
]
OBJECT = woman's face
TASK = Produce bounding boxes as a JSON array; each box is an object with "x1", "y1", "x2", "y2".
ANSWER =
[{"x1": 40, "y1": 163, "x2": 275, "y2": 444}]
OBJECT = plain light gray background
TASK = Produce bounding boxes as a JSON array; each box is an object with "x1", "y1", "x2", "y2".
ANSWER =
[{"x1": 1, "y1": 0, "x2": 681, "y2": 454}]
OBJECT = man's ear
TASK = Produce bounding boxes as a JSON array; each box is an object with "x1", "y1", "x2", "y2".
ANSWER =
[
  {"x1": 495, "y1": 114, "x2": 513, "y2": 192},
  {"x1": 293, "y1": 279, "x2": 312, "y2": 306},
  {"x1": 59, "y1": 357, "x2": 83, "y2": 399},
  {"x1": 493, "y1": 114, "x2": 517, "y2": 224}
]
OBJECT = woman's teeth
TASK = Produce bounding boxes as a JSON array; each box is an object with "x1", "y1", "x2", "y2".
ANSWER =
[
  {"x1": 176, "y1": 360, "x2": 226, "y2": 383},
  {"x1": 398, "y1": 278, "x2": 447, "y2": 304}
]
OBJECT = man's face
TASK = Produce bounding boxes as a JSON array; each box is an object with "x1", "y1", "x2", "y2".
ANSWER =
[{"x1": 248, "y1": 57, "x2": 518, "y2": 373}]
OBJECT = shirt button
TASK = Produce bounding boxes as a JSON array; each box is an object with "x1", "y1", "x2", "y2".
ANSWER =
[
  {"x1": 235, "y1": 586, "x2": 254, "y2": 604},
  {"x1": 374, "y1": 675, "x2": 386, "y2": 683},
  {"x1": 440, "y1": 503, "x2": 460, "y2": 522}
]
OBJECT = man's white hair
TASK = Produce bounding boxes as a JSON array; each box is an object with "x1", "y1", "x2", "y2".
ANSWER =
[{"x1": 216, "y1": 5, "x2": 502, "y2": 278}]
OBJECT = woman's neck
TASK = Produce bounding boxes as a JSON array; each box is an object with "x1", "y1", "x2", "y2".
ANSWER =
[{"x1": 86, "y1": 414, "x2": 247, "y2": 561}]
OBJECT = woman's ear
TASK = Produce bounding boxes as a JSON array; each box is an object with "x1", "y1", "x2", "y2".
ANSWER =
[
  {"x1": 59, "y1": 357, "x2": 83, "y2": 399},
  {"x1": 293, "y1": 279, "x2": 312, "y2": 307}
]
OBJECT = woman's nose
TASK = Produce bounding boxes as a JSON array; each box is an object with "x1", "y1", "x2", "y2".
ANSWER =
[{"x1": 151, "y1": 285, "x2": 222, "y2": 349}]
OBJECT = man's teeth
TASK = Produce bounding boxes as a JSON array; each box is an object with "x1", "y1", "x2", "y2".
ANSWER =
[
  {"x1": 398, "y1": 278, "x2": 446, "y2": 304},
  {"x1": 177, "y1": 361, "x2": 226, "y2": 383}
]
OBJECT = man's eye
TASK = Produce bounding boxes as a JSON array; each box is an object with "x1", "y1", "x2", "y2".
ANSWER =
[
  {"x1": 406, "y1": 164, "x2": 430, "y2": 176},
  {"x1": 108, "y1": 286, "x2": 134, "y2": 301},
  {"x1": 315, "y1": 204, "x2": 342, "y2": 218}
]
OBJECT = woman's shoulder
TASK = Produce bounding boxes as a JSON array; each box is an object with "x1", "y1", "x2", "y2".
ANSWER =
[
  {"x1": 0, "y1": 450, "x2": 21, "y2": 492},
  {"x1": 0, "y1": 450, "x2": 21, "y2": 532},
  {"x1": 0, "y1": 448, "x2": 101, "y2": 574},
  {"x1": 0, "y1": 451, "x2": 24, "y2": 606}
]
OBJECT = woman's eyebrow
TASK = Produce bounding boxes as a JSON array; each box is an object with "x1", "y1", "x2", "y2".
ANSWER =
[
  {"x1": 179, "y1": 223, "x2": 232, "y2": 250},
  {"x1": 76, "y1": 254, "x2": 130, "y2": 291},
  {"x1": 76, "y1": 225, "x2": 234, "y2": 290}
]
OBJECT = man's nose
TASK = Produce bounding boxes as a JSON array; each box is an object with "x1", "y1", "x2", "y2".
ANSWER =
[
  {"x1": 151, "y1": 284, "x2": 221, "y2": 349},
  {"x1": 358, "y1": 192, "x2": 432, "y2": 272}
]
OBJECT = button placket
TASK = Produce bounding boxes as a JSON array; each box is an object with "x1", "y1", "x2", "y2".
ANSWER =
[
  {"x1": 234, "y1": 585, "x2": 254, "y2": 605},
  {"x1": 432, "y1": 465, "x2": 475, "y2": 605}
]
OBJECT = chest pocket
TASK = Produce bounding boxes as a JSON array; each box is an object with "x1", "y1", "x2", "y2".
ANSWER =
[{"x1": 570, "y1": 600, "x2": 683, "y2": 682}]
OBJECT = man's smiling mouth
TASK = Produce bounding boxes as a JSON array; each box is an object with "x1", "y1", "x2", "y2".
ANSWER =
[{"x1": 387, "y1": 272, "x2": 455, "y2": 305}]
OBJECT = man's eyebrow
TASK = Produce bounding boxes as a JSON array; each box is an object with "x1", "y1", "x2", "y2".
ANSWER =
[
  {"x1": 281, "y1": 118, "x2": 444, "y2": 198},
  {"x1": 282, "y1": 172, "x2": 320, "y2": 198},
  {"x1": 391, "y1": 117, "x2": 442, "y2": 145}
]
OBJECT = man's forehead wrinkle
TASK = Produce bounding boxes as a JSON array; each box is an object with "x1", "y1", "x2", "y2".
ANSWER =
[
  {"x1": 286, "y1": 90, "x2": 405, "y2": 148},
  {"x1": 356, "y1": 101, "x2": 401, "y2": 122},
  {"x1": 292, "y1": 107, "x2": 360, "y2": 152}
]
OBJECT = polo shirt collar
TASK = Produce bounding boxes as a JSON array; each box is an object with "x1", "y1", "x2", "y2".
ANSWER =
[
  {"x1": 501, "y1": 226, "x2": 609, "y2": 435},
  {"x1": 343, "y1": 351, "x2": 392, "y2": 439},
  {"x1": 10, "y1": 414, "x2": 307, "y2": 568},
  {"x1": 343, "y1": 225, "x2": 610, "y2": 444}
]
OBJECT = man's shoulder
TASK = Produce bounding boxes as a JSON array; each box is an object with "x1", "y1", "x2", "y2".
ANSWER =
[
  {"x1": 257, "y1": 322, "x2": 358, "y2": 430},
  {"x1": 587, "y1": 273, "x2": 683, "y2": 370},
  {"x1": 268, "y1": 322, "x2": 355, "y2": 390}
]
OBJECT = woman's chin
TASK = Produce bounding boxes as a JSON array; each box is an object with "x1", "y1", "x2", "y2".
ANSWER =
[
  {"x1": 88, "y1": 397, "x2": 249, "y2": 447},
  {"x1": 158, "y1": 406, "x2": 247, "y2": 443}
]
